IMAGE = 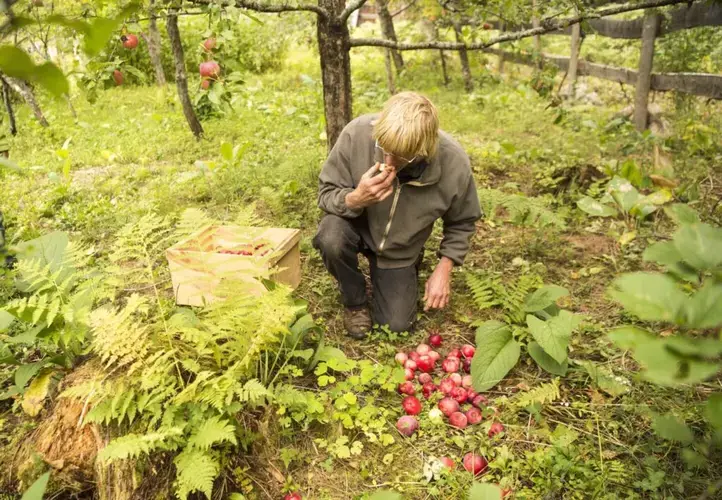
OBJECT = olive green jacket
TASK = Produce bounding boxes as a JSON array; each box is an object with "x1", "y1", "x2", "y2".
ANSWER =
[{"x1": 318, "y1": 114, "x2": 482, "y2": 269}]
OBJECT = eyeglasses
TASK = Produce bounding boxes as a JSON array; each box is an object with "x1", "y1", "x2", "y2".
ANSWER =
[{"x1": 375, "y1": 141, "x2": 418, "y2": 167}]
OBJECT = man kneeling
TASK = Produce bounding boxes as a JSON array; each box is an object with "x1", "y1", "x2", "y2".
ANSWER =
[{"x1": 314, "y1": 92, "x2": 482, "y2": 339}]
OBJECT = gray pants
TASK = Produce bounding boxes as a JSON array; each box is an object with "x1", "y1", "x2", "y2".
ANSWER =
[{"x1": 313, "y1": 214, "x2": 421, "y2": 333}]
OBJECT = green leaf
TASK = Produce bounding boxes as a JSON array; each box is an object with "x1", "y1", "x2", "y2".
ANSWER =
[
  {"x1": 606, "y1": 176, "x2": 642, "y2": 212},
  {"x1": 577, "y1": 196, "x2": 617, "y2": 217},
  {"x1": 576, "y1": 360, "x2": 630, "y2": 397},
  {"x1": 673, "y1": 223, "x2": 722, "y2": 271},
  {"x1": 664, "y1": 204, "x2": 700, "y2": 225},
  {"x1": 0, "y1": 310, "x2": 15, "y2": 332},
  {"x1": 528, "y1": 341, "x2": 568, "y2": 376},
  {"x1": 15, "y1": 361, "x2": 46, "y2": 391},
  {"x1": 643, "y1": 241, "x2": 699, "y2": 283},
  {"x1": 0, "y1": 46, "x2": 34, "y2": 78},
  {"x1": 608, "y1": 273, "x2": 687, "y2": 323},
  {"x1": 220, "y1": 142, "x2": 234, "y2": 161},
  {"x1": 20, "y1": 471, "x2": 50, "y2": 500},
  {"x1": 187, "y1": 416, "x2": 237, "y2": 450},
  {"x1": 684, "y1": 281, "x2": 722, "y2": 329},
  {"x1": 369, "y1": 491, "x2": 403, "y2": 500},
  {"x1": 22, "y1": 369, "x2": 55, "y2": 417},
  {"x1": 14, "y1": 232, "x2": 72, "y2": 292},
  {"x1": 82, "y1": 5, "x2": 140, "y2": 56},
  {"x1": 32, "y1": 62, "x2": 69, "y2": 97},
  {"x1": 652, "y1": 414, "x2": 693, "y2": 445},
  {"x1": 313, "y1": 346, "x2": 356, "y2": 372},
  {"x1": 468, "y1": 482, "x2": 503, "y2": 500},
  {"x1": 523, "y1": 285, "x2": 569, "y2": 312},
  {"x1": 174, "y1": 449, "x2": 219, "y2": 500},
  {"x1": 471, "y1": 321, "x2": 521, "y2": 391},
  {"x1": 705, "y1": 394, "x2": 722, "y2": 430},
  {"x1": 526, "y1": 310, "x2": 581, "y2": 365}
]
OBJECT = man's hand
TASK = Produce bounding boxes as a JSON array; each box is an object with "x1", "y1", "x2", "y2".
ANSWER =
[
  {"x1": 345, "y1": 162, "x2": 397, "y2": 210},
  {"x1": 424, "y1": 257, "x2": 454, "y2": 311}
]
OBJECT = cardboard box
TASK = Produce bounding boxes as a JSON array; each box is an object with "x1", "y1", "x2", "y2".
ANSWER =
[{"x1": 166, "y1": 225, "x2": 301, "y2": 306}]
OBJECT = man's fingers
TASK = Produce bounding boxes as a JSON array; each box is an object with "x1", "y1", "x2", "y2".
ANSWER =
[
  {"x1": 361, "y1": 162, "x2": 380, "y2": 181},
  {"x1": 377, "y1": 187, "x2": 394, "y2": 201},
  {"x1": 377, "y1": 167, "x2": 397, "y2": 188}
]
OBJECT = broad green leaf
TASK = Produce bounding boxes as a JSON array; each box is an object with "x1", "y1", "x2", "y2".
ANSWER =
[
  {"x1": 643, "y1": 241, "x2": 699, "y2": 283},
  {"x1": 82, "y1": 5, "x2": 140, "y2": 56},
  {"x1": 576, "y1": 360, "x2": 630, "y2": 397},
  {"x1": 705, "y1": 394, "x2": 722, "y2": 430},
  {"x1": 220, "y1": 142, "x2": 234, "y2": 161},
  {"x1": 526, "y1": 310, "x2": 581, "y2": 365},
  {"x1": 523, "y1": 285, "x2": 569, "y2": 312},
  {"x1": 673, "y1": 223, "x2": 722, "y2": 271},
  {"x1": 20, "y1": 471, "x2": 50, "y2": 500},
  {"x1": 576, "y1": 196, "x2": 617, "y2": 217},
  {"x1": 664, "y1": 336, "x2": 722, "y2": 359},
  {"x1": 684, "y1": 281, "x2": 722, "y2": 329},
  {"x1": 607, "y1": 176, "x2": 642, "y2": 212},
  {"x1": 369, "y1": 491, "x2": 403, "y2": 500},
  {"x1": 471, "y1": 321, "x2": 520, "y2": 391},
  {"x1": 0, "y1": 310, "x2": 15, "y2": 332},
  {"x1": 468, "y1": 482, "x2": 503, "y2": 500},
  {"x1": 0, "y1": 46, "x2": 34, "y2": 78},
  {"x1": 22, "y1": 369, "x2": 55, "y2": 417},
  {"x1": 313, "y1": 346, "x2": 356, "y2": 372},
  {"x1": 15, "y1": 361, "x2": 46, "y2": 391},
  {"x1": 640, "y1": 189, "x2": 673, "y2": 206},
  {"x1": 664, "y1": 204, "x2": 700, "y2": 225},
  {"x1": 652, "y1": 414, "x2": 693, "y2": 445},
  {"x1": 15, "y1": 232, "x2": 72, "y2": 292},
  {"x1": 528, "y1": 341, "x2": 568, "y2": 376},
  {"x1": 608, "y1": 272, "x2": 687, "y2": 323},
  {"x1": 32, "y1": 62, "x2": 69, "y2": 97}
]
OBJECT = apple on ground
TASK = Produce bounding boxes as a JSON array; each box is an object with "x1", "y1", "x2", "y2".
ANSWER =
[
  {"x1": 284, "y1": 493, "x2": 302, "y2": 500},
  {"x1": 461, "y1": 344, "x2": 476, "y2": 359},
  {"x1": 402, "y1": 396, "x2": 422, "y2": 415},
  {"x1": 488, "y1": 421, "x2": 505, "y2": 438},
  {"x1": 452, "y1": 386, "x2": 468, "y2": 404},
  {"x1": 396, "y1": 415, "x2": 419, "y2": 436},
  {"x1": 398, "y1": 381, "x2": 415, "y2": 395},
  {"x1": 395, "y1": 352, "x2": 408, "y2": 365},
  {"x1": 449, "y1": 411, "x2": 468, "y2": 429},
  {"x1": 463, "y1": 452, "x2": 488, "y2": 475},
  {"x1": 466, "y1": 407, "x2": 483, "y2": 424},
  {"x1": 429, "y1": 333, "x2": 442, "y2": 347},
  {"x1": 439, "y1": 378, "x2": 455, "y2": 396},
  {"x1": 416, "y1": 343, "x2": 431, "y2": 355}
]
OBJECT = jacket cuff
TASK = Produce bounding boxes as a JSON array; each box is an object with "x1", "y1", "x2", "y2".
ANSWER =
[{"x1": 338, "y1": 188, "x2": 364, "y2": 218}]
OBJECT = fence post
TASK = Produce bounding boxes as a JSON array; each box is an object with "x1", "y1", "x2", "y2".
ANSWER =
[
  {"x1": 634, "y1": 11, "x2": 661, "y2": 131},
  {"x1": 563, "y1": 22, "x2": 582, "y2": 97}
]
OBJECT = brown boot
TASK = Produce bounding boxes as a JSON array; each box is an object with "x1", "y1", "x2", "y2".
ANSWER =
[{"x1": 344, "y1": 307, "x2": 372, "y2": 340}]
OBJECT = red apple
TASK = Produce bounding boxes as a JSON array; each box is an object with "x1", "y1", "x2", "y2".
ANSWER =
[
  {"x1": 462, "y1": 375, "x2": 473, "y2": 388},
  {"x1": 284, "y1": 493, "x2": 302, "y2": 500},
  {"x1": 421, "y1": 382, "x2": 437, "y2": 399},
  {"x1": 429, "y1": 333, "x2": 442, "y2": 347},
  {"x1": 448, "y1": 348, "x2": 461, "y2": 359},
  {"x1": 418, "y1": 372, "x2": 432, "y2": 385},
  {"x1": 461, "y1": 344, "x2": 476, "y2": 359},
  {"x1": 438, "y1": 397, "x2": 460, "y2": 417},
  {"x1": 416, "y1": 355, "x2": 434, "y2": 373},
  {"x1": 398, "y1": 382, "x2": 415, "y2": 395},
  {"x1": 122, "y1": 34, "x2": 138, "y2": 49},
  {"x1": 395, "y1": 352, "x2": 408, "y2": 366},
  {"x1": 429, "y1": 350, "x2": 441, "y2": 362},
  {"x1": 472, "y1": 394, "x2": 489, "y2": 408},
  {"x1": 463, "y1": 452, "x2": 488, "y2": 475},
  {"x1": 203, "y1": 37, "x2": 216, "y2": 51},
  {"x1": 488, "y1": 421, "x2": 505, "y2": 438},
  {"x1": 466, "y1": 390, "x2": 478, "y2": 402},
  {"x1": 402, "y1": 396, "x2": 422, "y2": 415},
  {"x1": 466, "y1": 407, "x2": 483, "y2": 425},
  {"x1": 112, "y1": 69, "x2": 123, "y2": 85},
  {"x1": 463, "y1": 358, "x2": 472, "y2": 373},
  {"x1": 409, "y1": 351, "x2": 420, "y2": 363},
  {"x1": 200, "y1": 78, "x2": 211, "y2": 90},
  {"x1": 483, "y1": 22, "x2": 492, "y2": 30},
  {"x1": 439, "y1": 456, "x2": 455, "y2": 470},
  {"x1": 199, "y1": 60, "x2": 221, "y2": 79},
  {"x1": 404, "y1": 367, "x2": 415, "y2": 381},
  {"x1": 442, "y1": 358, "x2": 460, "y2": 373},
  {"x1": 396, "y1": 415, "x2": 419, "y2": 436},
  {"x1": 439, "y1": 378, "x2": 455, "y2": 396},
  {"x1": 452, "y1": 387, "x2": 468, "y2": 404},
  {"x1": 449, "y1": 411, "x2": 468, "y2": 429},
  {"x1": 450, "y1": 373, "x2": 462, "y2": 386}
]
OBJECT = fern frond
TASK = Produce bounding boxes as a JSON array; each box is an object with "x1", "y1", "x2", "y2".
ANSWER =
[
  {"x1": 236, "y1": 379, "x2": 270, "y2": 406},
  {"x1": 478, "y1": 188, "x2": 566, "y2": 229},
  {"x1": 187, "y1": 416, "x2": 237, "y2": 450},
  {"x1": 175, "y1": 208, "x2": 215, "y2": 240},
  {"x1": 99, "y1": 427, "x2": 184, "y2": 462},
  {"x1": 90, "y1": 294, "x2": 153, "y2": 370},
  {"x1": 515, "y1": 379, "x2": 561, "y2": 408},
  {"x1": 465, "y1": 271, "x2": 502, "y2": 312},
  {"x1": 174, "y1": 449, "x2": 219, "y2": 500}
]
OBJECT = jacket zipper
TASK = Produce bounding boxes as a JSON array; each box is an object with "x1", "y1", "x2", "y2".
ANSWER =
[{"x1": 378, "y1": 179, "x2": 402, "y2": 254}]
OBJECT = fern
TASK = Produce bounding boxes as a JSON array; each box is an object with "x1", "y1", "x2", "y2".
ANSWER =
[
  {"x1": 466, "y1": 271, "x2": 503, "y2": 311},
  {"x1": 466, "y1": 270, "x2": 543, "y2": 325},
  {"x1": 174, "y1": 449, "x2": 218, "y2": 500},
  {"x1": 187, "y1": 416, "x2": 237, "y2": 450},
  {"x1": 98, "y1": 427, "x2": 184, "y2": 462},
  {"x1": 514, "y1": 379, "x2": 561, "y2": 408},
  {"x1": 478, "y1": 188, "x2": 566, "y2": 229}
]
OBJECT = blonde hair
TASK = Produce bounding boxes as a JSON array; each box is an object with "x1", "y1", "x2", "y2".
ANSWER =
[{"x1": 373, "y1": 92, "x2": 439, "y2": 160}]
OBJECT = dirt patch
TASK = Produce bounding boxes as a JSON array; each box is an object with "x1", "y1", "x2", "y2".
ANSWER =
[{"x1": 563, "y1": 233, "x2": 616, "y2": 257}]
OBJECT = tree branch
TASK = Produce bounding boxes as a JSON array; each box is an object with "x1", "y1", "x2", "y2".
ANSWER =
[
  {"x1": 391, "y1": 0, "x2": 416, "y2": 18},
  {"x1": 338, "y1": 0, "x2": 367, "y2": 23},
  {"x1": 190, "y1": 0, "x2": 328, "y2": 20},
  {"x1": 350, "y1": 0, "x2": 697, "y2": 50}
]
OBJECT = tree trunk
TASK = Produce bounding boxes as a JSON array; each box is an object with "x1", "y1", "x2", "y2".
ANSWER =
[
  {"x1": 434, "y1": 25, "x2": 449, "y2": 86},
  {"x1": 452, "y1": 21, "x2": 473, "y2": 92},
  {"x1": 384, "y1": 49, "x2": 396, "y2": 94},
  {"x1": 376, "y1": 0, "x2": 404, "y2": 71},
  {"x1": 563, "y1": 22, "x2": 582, "y2": 97},
  {"x1": 2, "y1": 78, "x2": 17, "y2": 136},
  {"x1": 146, "y1": 0, "x2": 167, "y2": 86},
  {"x1": 496, "y1": 22, "x2": 506, "y2": 74},
  {"x1": 166, "y1": 8, "x2": 203, "y2": 139},
  {"x1": 634, "y1": 11, "x2": 660, "y2": 131},
  {"x1": 3, "y1": 75, "x2": 49, "y2": 127},
  {"x1": 532, "y1": 0, "x2": 542, "y2": 69},
  {"x1": 317, "y1": 0, "x2": 352, "y2": 150}
]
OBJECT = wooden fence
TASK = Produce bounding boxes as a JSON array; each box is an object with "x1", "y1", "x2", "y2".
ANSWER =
[{"x1": 485, "y1": 2, "x2": 722, "y2": 130}]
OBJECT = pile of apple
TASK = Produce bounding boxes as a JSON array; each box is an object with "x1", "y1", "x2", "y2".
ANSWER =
[{"x1": 393, "y1": 333, "x2": 505, "y2": 473}]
